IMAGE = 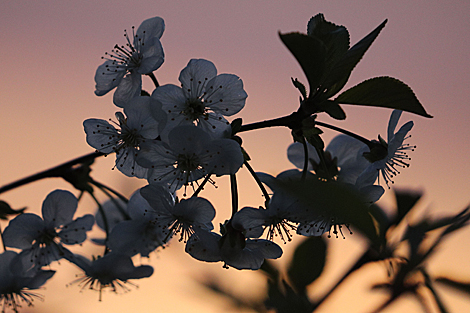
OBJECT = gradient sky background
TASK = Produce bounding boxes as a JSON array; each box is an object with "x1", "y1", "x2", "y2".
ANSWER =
[{"x1": 1, "y1": 1, "x2": 470, "y2": 312}]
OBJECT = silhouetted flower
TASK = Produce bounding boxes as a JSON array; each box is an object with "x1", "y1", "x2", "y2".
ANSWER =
[{"x1": 94, "y1": 17, "x2": 165, "y2": 107}]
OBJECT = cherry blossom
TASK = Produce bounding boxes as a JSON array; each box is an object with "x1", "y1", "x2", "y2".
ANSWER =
[
  {"x1": 137, "y1": 125, "x2": 244, "y2": 191},
  {"x1": 357, "y1": 110, "x2": 415, "y2": 188},
  {"x1": 83, "y1": 96, "x2": 165, "y2": 178},
  {"x1": 152, "y1": 59, "x2": 247, "y2": 139},
  {"x1": 2, "y1": 190, "x2": 94, "y2": 268},
  {"x1": 185, "y1": 223, "x2": 282, "y2": 270},
  {"x1": 139, "y1": 184, "x2": 215, "y2": 243},
  {"x1": 66, "y1": 252, "x2": 153, "y2": 301},
  {"x1": 0, "y1": 251, "x2": 55, "y2": 312},
  {"x1": 94, "y1": 17, "x2": 165, "y2": 107}
]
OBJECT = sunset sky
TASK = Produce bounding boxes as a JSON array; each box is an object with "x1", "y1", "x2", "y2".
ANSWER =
[{"x1": 1, "y1": 1, "x2": 470, "y2": 312}]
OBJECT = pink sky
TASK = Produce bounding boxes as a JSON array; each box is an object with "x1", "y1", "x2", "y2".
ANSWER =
[{"x1": 1, "y1": 1, "x2": 469, "y2": 312}]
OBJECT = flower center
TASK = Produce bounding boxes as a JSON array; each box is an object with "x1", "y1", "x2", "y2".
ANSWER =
[
  {"x1": 183, "y1": 99, "x2": 206, "y2": 120},
  {"x1": 176, "y1": 153, "x2": 201, "y2": 173},
  {"x1": 102, "y1": 26, "x2": 146, "y2": 71}
]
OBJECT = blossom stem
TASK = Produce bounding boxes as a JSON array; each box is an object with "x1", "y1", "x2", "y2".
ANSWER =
[
  {"x1": 244, "y1": 160, "x2": 270, "y2": 205},
  {"x1": 237, "y1": 112, "x2": 373, "y2": 150},
  {"x1": 238, "y1": 112, "x2": 303, "y2": 133},
  {"x1": 0, "y1": 151, "x2": 104, "y2": 195},
  {"x1": 88, "y1": 190, "x2": 110, "y2": 253},
  {"x1": 92, "y1": 182, "x2": 131, "y2": 220},
  {"x1": 0, "y1": 225, "x2": 6, "y2": 252},
  {"x1": 91, "y1": 179, "x2": 129, "y2": 204},
  {"x1": 230, "y1": 174, "x2": 238, "y2": 217},
  {"x1": 314, "y1": 121, "x2": 373, "y2": 148},
  {"x1": 192, "y1": 174, "x2": 212, "y2": 198},
  {"x1": 147, "y1": 72, "x2": 159, "y2": 88},
  {"x1": 301, "y1": 139, "x2": 309, "y2": 181}
]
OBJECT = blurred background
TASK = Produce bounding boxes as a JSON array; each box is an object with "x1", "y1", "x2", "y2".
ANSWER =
[{"x1": 1, "y1": 0, "x2": 469, "y2": 312}]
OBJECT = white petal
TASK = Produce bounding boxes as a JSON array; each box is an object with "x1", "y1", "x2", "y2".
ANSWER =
[
  {"x1": 204, "y1": 74, "x2": 247, "y2": 116},
  {"x1": 138, "y1": 39, "x2": 164, "y2": 74},
  {"x1": 175, "y1": 197, "x2": 215, "y2": 226},
  {"x1": 287, "y1": 142, "x2": 318, "y2": 171},
  {"x1": 185, "y1": 230, "x2": 222, "y2": 262},
  {"x1": 83, "y1": 118, "x2": 119, "y2": 154},
  {"x1": 115, "y1": 147, "x2": 149, "y2": 178},
  {"x1": 387, "y1": 110, "x2": 403, "y2": 142},
  {"x1": 205, "y1": 138, "x2": 244, "y2": 176},
  {"x1": 136, "y1": 17, "x2": 165, "y2": 41},
  {"x1": 94, "y1": 60, "x2": 126, "y2": 96},
  {"x1": 3, "y1": 214, "x2": 45, "y2": 249},
  {"x1": 42, "y1": 190, "x2": 77, "y2": 228},
  {"x1": 388, "y1": 120, "x2": 413, "y2": 153},
  {"x1": 124, "y1": 96, "x2": 161, "y2": 139},
  {"x1": 179, "y1": 59, "x2": 217, "y2": 99},
  {"x1": 59, "y1": 214, "x2": 94, "y2": 244},
  {"x1": 113, "y1": 73, "x2": 142, "y2": 108}
]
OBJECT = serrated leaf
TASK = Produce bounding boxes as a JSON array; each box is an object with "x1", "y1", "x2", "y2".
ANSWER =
[
  {"x1": 287, "y1": 236, "x2": 326, "y2": 291},
  {"x1": 307, "y1": 13, "x2": 350, "y2": 76},
  {"x1": 279, "y1": 32, "x2": 327, "y2": 96},
  {"x1": 322, "y1": 19, "x2": 387, "y2": 99},
  {"x1": 335, "y1": 76, "x2": 432, "y2": 118}
]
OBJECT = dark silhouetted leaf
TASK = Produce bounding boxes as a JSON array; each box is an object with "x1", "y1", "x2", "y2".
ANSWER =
[
  {"x1": 394, "y1": 189, "x2": 422, "y2": 226},
  {"x1": 322, "y1": 19, "x2": 387, "y2": 99},
  {"x1": 279, "y1": 32, "x2": 326, "y2": 96},
  {"x1": 336, "y1": 76, "x2": 432, "y2": 118},
  {"x1": 0, "y1": 200, "x2": 26, "y2": 220},
  {"x1": 287, "y1": 237, "x2": 326, "y2": 291}
]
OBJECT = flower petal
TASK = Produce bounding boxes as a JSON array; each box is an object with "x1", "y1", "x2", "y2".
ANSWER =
[{"x1": 42, "y1": 190, "x2": 77, "y2": 228}]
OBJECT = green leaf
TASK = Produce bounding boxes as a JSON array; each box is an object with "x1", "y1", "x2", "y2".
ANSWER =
[
  {"x1": 287, "y1": 237, "x2": 326, "y2": 292},
  {"x1": 322, "y1": 19, "x2": 387, "y2": 99},
  {"x1": 335, "y1": 76, "x2": 432, "y2": 118},
  {"x1": 278, "y1": 178, "x2": 378, "y2": 242},
  {"x1": 279, "y1": 32, "x2": 327, "y2": 96}
]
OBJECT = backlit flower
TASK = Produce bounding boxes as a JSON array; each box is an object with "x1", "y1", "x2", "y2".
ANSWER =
[
  {"x1": 137, "y1": 125, "x2": 244, "y2": 191},
  {"x1": 94, "y1": 17, "x2": 165, "y2": 107},
  {"x1": 152, "y1": 59, "x2": 247, "y2": 139},
  {"x1": 140, "y1": 184, "x2": 215, "y2": 243},
  {"x1": 0, "y1": 251, "x2": 55, "y2": 312},
  {"x1": 67, "y1": 253, "x2": 153, "y2": 301},
  {"x1": 358, "y1": 110, "x2": 415, "y2": 188},
  {"x1": 83, "y1": 96, "x2": 165, "y2": 178},
  {"x1": 3, "y1": 190, "x2": 94, "y2": 268}
]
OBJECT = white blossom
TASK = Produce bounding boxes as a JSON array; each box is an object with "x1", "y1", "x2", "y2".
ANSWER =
[
  {"x1": 152, "y1": 59, "x2": 247, "y2": 139},
  {"x1": 83, "y1": 96, "x2": 165, "y2": 178},
  {"x1": 137, "y1": 125, "x2": 244, "y2": 191},
  {"x1": 3, "y1": 190, "x2": 94, "y2": 268},
  {"x1": 94, "y1": 17, "x2": 165, "y2": 107}
]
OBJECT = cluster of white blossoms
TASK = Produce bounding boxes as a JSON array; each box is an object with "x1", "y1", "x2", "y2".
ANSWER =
[{"x1": 0, "y1": 15, "x2": 418, "y2": 310}]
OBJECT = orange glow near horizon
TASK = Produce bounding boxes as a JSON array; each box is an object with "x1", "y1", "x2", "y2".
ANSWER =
[{"x1": 1, "y1": 1, "x2": 470, "y2": 312}]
